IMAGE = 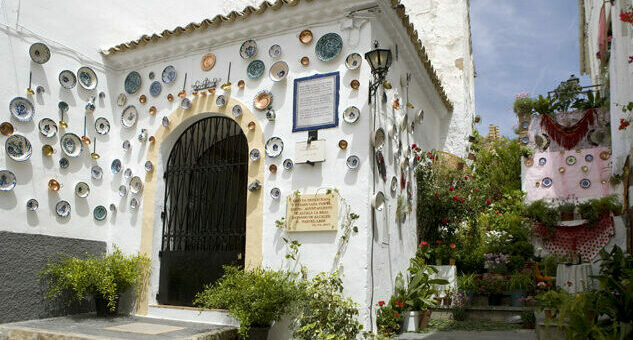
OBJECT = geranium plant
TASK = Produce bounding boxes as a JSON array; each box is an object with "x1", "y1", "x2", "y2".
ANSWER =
[{"x1": 376, "y1": 299, "x2": 403, "y2": 336}]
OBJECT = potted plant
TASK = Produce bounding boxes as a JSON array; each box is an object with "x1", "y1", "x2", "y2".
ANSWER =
[
  {"x1": 558, "y1": 202, "x2": 576, "y2": 221},
  {"x1": 376, "y1": 300, "x2": 403, "y2": 337},
  {"x1": 481, "y1": 274, "x2": 505, "y2": 306},
  {"x1": 578, "y1": 201, "x2": 598, "y2": 223},
  {"x1": 40, "y1": 247, "x2": 150, "y2": 316},
  {"x1": 508, "y1": 273, "x2": 534, "y2": 307},
  {"x1": 456, "y1": 273, "x2": 476, "y2": 303},
  {"x1": 536, "y1": 289, "x2": 565, "y2": 319},
  {"x1": 451, "y1": 291, "x2": 470, "y2": 321},
  {"x1": 194, "y1": 266, "x2": 302, "y2": 339},
  {"x1": 513, "y1": 97, "x2": 536, "y2": 118},
  {"x1": 518, "y1": 296, "x2": 536, "y2": 329}
]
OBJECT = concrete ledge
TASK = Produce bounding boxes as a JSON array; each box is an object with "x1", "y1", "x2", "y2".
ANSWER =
[
  {"x1": 145, "y1": 305, "x2": 240, "y2": 327},
  {"x1": 430, "y1": 306, "x2": 530, "y2": 322}
]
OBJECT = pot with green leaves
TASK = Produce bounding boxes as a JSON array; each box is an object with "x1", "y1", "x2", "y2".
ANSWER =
[
  {"x1": 536, "y1": 289, "x2": 566, "y2": 319},
  {"x1": 558, "y1": 202, "x2": 576, "y2": 221},
  {"x1": 456, "y1": 274, "x2": 476, "y2": 304},
  {"x1": 508, "y1": 273, "x2": 534, "y2": 307}
]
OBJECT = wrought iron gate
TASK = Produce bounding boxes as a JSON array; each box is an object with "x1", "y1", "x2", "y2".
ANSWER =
[{"x1": 158, "y1": 116, "x2": 248, "y2": 306}]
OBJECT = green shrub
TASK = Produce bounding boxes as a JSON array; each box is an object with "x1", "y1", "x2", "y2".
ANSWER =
[
  {"x1": 376, "y1": 299, "x2": 403, "y2": 337},
  {"x1": 456, "y1": 274, "x2": 477, "y2": 292},
  {"x1": 511, "y1": 241, "x2": 534, "y2": 259},
  {"x1": 508, "y1": 255, "x2": 526, "y2": 273},
  {"x1": 526, "y1": 200, "x2": 558, "y2": 228},
  {"x1": 542, "y1": 255, "x2": 560, "y2": 277},
  {"x1": 513, "y1": 97, "x2": 536, "y2": 116},
  {"x1": 507, "y1": 273, "x2": 534, "y2": 291},
  {"x1": 577, "y1": 201, "x2": 598, "y2": 224}
]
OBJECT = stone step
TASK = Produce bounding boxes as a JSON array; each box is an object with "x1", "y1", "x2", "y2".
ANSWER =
[
  {"x1": 145, "y1": 305, "x2": 239, "y2": 327},
  {"x1": 431, "y1": 306, "x2": 530, "y2": 322}
]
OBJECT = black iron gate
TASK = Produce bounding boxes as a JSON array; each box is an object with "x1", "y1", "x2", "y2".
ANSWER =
[{"x1": 158, "y1": 116, "x2": 248, "y2": 306}]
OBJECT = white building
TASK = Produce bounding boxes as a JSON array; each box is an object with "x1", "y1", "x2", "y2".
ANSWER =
[{"x1": 0, "y1": 0, "x2": 474, "y2": 334}]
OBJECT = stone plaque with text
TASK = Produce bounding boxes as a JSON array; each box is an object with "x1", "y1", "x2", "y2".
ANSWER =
[{"x1": 286, "y1": 192, "x2": 339, "y2": 232}]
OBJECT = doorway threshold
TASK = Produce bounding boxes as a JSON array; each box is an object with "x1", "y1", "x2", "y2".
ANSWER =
[{"x1": 144, "y1": 305, "x2": 240, "y2": 327}]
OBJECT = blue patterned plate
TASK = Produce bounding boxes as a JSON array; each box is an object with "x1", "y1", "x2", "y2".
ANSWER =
[
  {"x1": 538, "y1": 157, "x2": 546, "y2": 166},
  {"x1": 542, "y1": 177, "x2": 553, "y2": 188},
  {"x1": 29, "y1": 42, "x2": 51, "y2": 64},
  {"x1": 77, "y1": 67, "x2": 98, "y2": 90},
  {"x1": 150, "y1": 81, "x2": 162, "y2": 97},
  {"x1": 216, "y1": 95, "x2": 226, "y2": 107},
  {"x1": 162, "y1": 65, "x2": 176, "y2": 84},
  {"x1": 59, "y1": 157, "x2": 69, "y2": 169},
  {"x1": 91, "y1": 165, "x2": 103, "y2": 180},
  {"x1": 111, "y1": 159, "x2": 122, "y2": 174},
  {"x1": 269, "y1": 44, "x2": 282, "y2": 58},
  {"x1": 38, "y1": 118, "x2": 58, "y2": 138},
  {"x1": 125, "y1": 71, "x2": 141, "y2": 94},
  {"x1": 75, "y1": 181, "x2": 90, "y2": 198},
  {"x1": 247, "y1": 60, "x2": 265, "y2": 79},
  {"x1": 345, "y1": 53, "x2": 362, "y2": 70},
  {"x1": 240, "y1": 39, "x2": 257, "y2": 59},
  {"x1": 5, "y1": 134, "x2": 32, "y2": 161},
  {"x1": 60, "y1": 133, "x2": 82, "y2": 158},
  {"x1": 58, "y1": 70, "x2": 76, "y2": 89},
  {"x1": 93, "y1": 205, "x2": 107, "y2": 221},
  {"x1": 269, "y1": 61, "x2": 288, "y2": 82},
  {"x1": 55, "y1": 200, "x2": 71, "y2": 218},
  {"x1": 121, "y1": 105, "x2": 138, "y2": 128},
  {"x1": 585, "y1": 154, "x2": 594, "y2": 162},
  {"x1": 315, "y1": 33, "x2": 343, "y2": 62},
  {"x1": 265, "y1": 137, "x2": 283, "y2": 158},
  {"x1": 26, "y1": 198, "x2": 39, "y2": 211},
  {"x1": 346, "y1": 155, "x2": 360, "y2": 169},
  {"x1": 283, "y1": 158, "x2": 293, "y2": 170},
  {"x1": 95, "y1": 117, "x2": 110, "y2": 135},
  {"x1": 343, "y1": 106, "x2": 360, "y2": 124},
  {"x1": 9, "y1": 97, "x2": 34, "y2": 122},
  {"x1": 580, "y1": 178, "x2": 591, "y2": 189},
  {"x1": 0, "y1": 170, "x2": 16, "y2": 191}
]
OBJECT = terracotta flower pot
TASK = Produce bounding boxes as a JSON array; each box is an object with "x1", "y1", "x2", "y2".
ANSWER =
[{"x1": 449, "y1": 258, "x2": 456, "y2": 266}]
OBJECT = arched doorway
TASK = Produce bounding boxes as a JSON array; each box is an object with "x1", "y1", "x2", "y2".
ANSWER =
[{"x1": 157, "y1": 116, "x2": 248, "y2": 306}]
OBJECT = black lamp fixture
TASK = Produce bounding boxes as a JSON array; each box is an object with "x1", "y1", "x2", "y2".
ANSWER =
[
  {"x1": 566, "y1": 74, "x2": 580, "y2": 85},
  {"x1": 365, "y1": 40, "x2": 392, "y2": 103}
]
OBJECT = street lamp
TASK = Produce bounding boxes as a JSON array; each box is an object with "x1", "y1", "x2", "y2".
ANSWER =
[{"x1": 365, "y1": 41, "x2": 392, "y2": 103}]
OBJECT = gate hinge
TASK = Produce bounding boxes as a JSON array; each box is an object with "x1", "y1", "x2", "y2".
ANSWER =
[
  {"x1": 163, "y1": 171, "x2": 167, "y2": 179},
  {"x1": 161, "y1": 211, "x2": 166, "y2": 220}
]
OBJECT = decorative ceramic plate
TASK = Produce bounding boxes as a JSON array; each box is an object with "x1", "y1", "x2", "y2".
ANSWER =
[
  {"x1": 58, "y1": 70, "x2": 77, "y2": 89},
  {"x1": 524, "y1": 158, "x2": 534, "y2": 167},
  {"x1": 269, "y1": 164, "x2": 277, "y2": 173},
  {"x1": 542, "y1": 177, "x2": 552, "y2": 188},
  {"x1": 250, "y1": 148, "x2": 261, "y2": 161},
  {"x1": 59, "y1": 157, "x2": 69, "y2": 169},
  {"x1": 5, "y1": 134, "x2": 32, "y2": 161},
  {"x1": 270, "y1": 187, "x2": 281, "y2": 200},
  {"x1": 240, "y1": 39, "x2": 258, "y2": 59},
  {"x1": 580, "y1": 178, "x2": 591, "y2": 189},
  {"x1": 338, "y1": 139, "x2": 348, "y2": 150},
  {"x1": 162, "y1": 116, "x2": 170, "y2": 128},
  {"x1": 0, "y1": 122, "x2": 14, "y2": 136},
  {"x1": 283, "y1": 158, "x2": 293, "y2": 170},
  {"x1": 77, "y1": 67, "x2": 98, "y2": 90},
  {"x1": 216, "y1": 95, "x2": 226, "y2": 107},
  {"x1": 247, "y1": 60, "x2": 265, "y2": 79},
  {"x1": 200, "y1": 53, "x2": 216, "y2": 71},
  {"x1": 180, "y1": 98, "x2": 191, "y2": 110},
  {"x1": 600, "y1": 151, "x2": 610, "y2": 160},
  {"x1": 75, "y1": 181, "x2": 90, "y2": 198},
  {"x1": 26, "y1": 198, "x2": 39, "y2": 211},
  {"x1": 269, "y1": 61, "x2": 288, "y2": 82},
  {"x1": 520, "y1": 136, "x2": 529, "y2": 145},
  {"x1": 534, "y1": 133, "x2": 550, "y2": 150},
  {"x1": 162, "y1": 65, "x2": 176, "y2": 84},
  {"x1": 150, "y1": 81, "x2": 162, "y2": 97},
  {"x1": 130, "y1": 176, "x2": 143, "y2": 194},
  {"x1": 124, "y1": 168, "x2": 132, "y2": 179},
  {"x1": 124, "y1": 71, "x2": 142, "y2": 94},
  {"x1": 121, "y1": 105, "x2": 138, "y2": 128},
  {"x1": 111, "y1": 159, "x2": 122, "y2": 174},
  {"x1": 538, "y1": 157, "x2": 546, "y2": 166},
  {"x1": 416, "y1": 109, "x2": 424, "y2": 122},
  {"x1": 122, "y1": 140, "x2": 131, "y2": 152},
  {"x1": 269, "y1": 44, "x2": 282, "y2": 58},
  {"x1": 346, "y1": 155, "x2": 360, "y2": 170},
  {"x1": 0, "y1": 170, "x2": 16, "y2": 191},
  {"x1": 254, "y1": 90, "x2": 272, "y2": 110},
  {"x1": 144, "y1": 161, "x2": 153, "y2": 172},
  {"x1": 93, "y1": 205, "x2": 107, "y2": 221},
  {"x1": 109, "y1": 203, "x2": 117, "y2": 212},
  {"x1": 265, "y1": 137, "x2": 283, "y2": 158},
  {"x1": 58, "y1": 101, "x2": 69, "y2": 113},
  {"x1": 91, "y1": 165, "x2": 103, "y2": 180},
  {"x1": 130, "y1": 198, "x2": 139, "y2": 210},
  {"x1": 343, "y1": 106, "x2": 360, "y2": 124},
  {"x1": 390, "y1": 176, "x2": 398, "y2": 196},
  {"x1": 38, "y1": 118, "x2": 58, "y2": 138},
  {"x1": 521, "y1": 121, "x2": 529, "y2": 129},
  {"x1": 149, "y1": 71, "x2": 155, "y2": 80},
  {"x1": 582, "y1": 165, "x2": 589, "y2": 172},
  {"x1": 138, "y1": 129, "x2": 148, "y2": 142},
  {"x1": 232, "y1": 105, "x2": 242, "y2": 118},
  {"x1": 95, "y1": 117, "x2": 110, "y2": 135},
  {"x1": 29, "y1": 42, "x2": 51, "y2": 64},
  {"x1": 345, "y1": 53, "x2": 362, "y2": 70},
  {"x1": 559, "y1": 167, "x2": 565, "y2": 173},
  {"x1": 315, "y1": 33, "x2": 343, "y2": 62},
  {"x1": 299, "y1": 29, "x2": 313, "y2": 44},
  {"x1": 566, "y1": 155, "x2": 576, "y2": 166},
  {"x1": 585, "y1": 154, "x2": 594, "y2": 162},
  {"x1": 118, "y1": 185, "x2": 127, "y2": 197},
  {"x1": 55, "y1": 200, "x2": 71, "y2": 217},
  {"x1": 300, "y1": 56, "x2": 310, "y2": 66},
  {"x1": 9, "y1": 97, "x2": 34, "y2": 122},
  {"x1": 59, "y1": 133, "x2": 81, "y2": 158}
]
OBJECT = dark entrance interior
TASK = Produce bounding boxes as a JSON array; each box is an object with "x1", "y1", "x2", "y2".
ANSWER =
[{"x1": 158, "y1": 116, "x2": 248, "y2": 306}]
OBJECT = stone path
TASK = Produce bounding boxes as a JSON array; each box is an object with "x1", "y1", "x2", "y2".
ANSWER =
[
  {"x1": 0, "y1": 314, "x2": 237, "y2": 340},
  {"x1": 399, "y1": 330, "x2": 537, "y2": 340}
]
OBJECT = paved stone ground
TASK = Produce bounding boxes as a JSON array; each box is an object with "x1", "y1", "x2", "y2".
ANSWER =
[
  {"x1": 0, "y1": 314, "x2": 237, "y2": 340},
  {"x1": 399, "y1": 330, "x2": 537, "y2": 340}
]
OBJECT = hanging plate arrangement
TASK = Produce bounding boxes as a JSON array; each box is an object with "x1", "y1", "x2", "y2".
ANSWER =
[
  {"x1": 129, "y1": 176, "x2": 143, "y2": 194},
  {"x1": 315, "y1": 33, "x2": 343, "y2": 62},
  {"x1": 94, "y1": 117, "x2": 110, "y2": 135},
  {"x1": 580, "y1": 178, "x2": 591, "y2": 189},
  {"x1": 232, "y1": 105, "x2": 242, "y2": 118},
  {"x1": 269, "y1": 44, "x2": 282, "y2": 58},
  {"x1": 26, "y1": 198, "x2": 39, "y2": 211},
  {"x1": 5, "y1": 134, "x2": 32, "y2": 161},
  {"x1": 91, "y1": 165, "x2": 103, "y2": 180},
  {"x1": 59, "y1": 157, "x2": 69, "y2": 169},
  {"x1": 270, "y1": 187, "x2": 281, "y2": 200},
  {"x1": 77, "y1": 67, "x2": 98, "y2": 90},
  {"x1": 265, "y1": 137, "x2": 284, "y2": 158},
  {"x1": 216, "y1": 95, "x2": 226, "y2": 107},
  {"x1": 124, "y1": 168, "x2": 133, "y2": 179},
  {"x1": 283, "y1": 158, "x2": 293, "y2": 170},
  {"x1": 542, "y1": 177, "x2": 553, "y2": 188},
  {"x1": 38, "y1": 118, "x2": 58, "y2": 138},
  {"x1": 566, "y1": 155, "x2": 577, "y2": 166},
  {"x1": 9, "y1": 97, "x2": 34, "y2": 122},
  {"x1": 121, "y1": 105, "x2": 138, "y2": 128},
  {"x1": 240, "y1": 39, "x2": 258, "y2": 59},
  {"x1": 250, "y1": 148, "x2": 261, "y2": 161},
  {"x1": 60, "y1": 132, "x2": 82, "y2": 158},
  {"x1": 0, "y1": 170, "x2": 16, "y2": 191},
  {"x1": 122, "y1": 140, "x2": 131, "y2": 152},
  {"x1": 74, "y1": 181, "x2": 90, "y2": 198},
  {"x1": 162, "y1": 65, "x2": 176, "y2": 84},
  {"x1": 247, "y1": 60, "x2": 265, "y2": 79},
  {"x1": 180, "y1": 98, "x2": 191, "y2": 110},
  {"x1": 130, "y1": 198, "x2": 139, "y2": 209},
  {"x1": 585, "y1": 154, "x2": 594, "y2": 162},
  {"x1": 144, "y1": 160, "x2": 153, "y2": 172},
  {"x1": 200, "y1": 53, "x2": 216, "y2": 71},
  {"x1": 117, "y1": 93, "x2": 127, "y2": 107},
  {"x1": 124, "y1": 71, "x2": 142, "y2": 94},
  {"x1": 346, "y1": 155, "x2": 360, "y2": 169},
  {"x1": 93, "y1": 205, "x2": 107, "y2": 221},
  {"x1": 58, "y1": 70, "x2": 77, "y2": 89},
  {"x1": 111, "y1": 159, "x2": 122, "y2": 174},
  {"x1": 118, "y1": 185, "x2": 127, "y2": 197},
  {"x1": 345, "y1": 53, "x2": 362, "y2": 70},
  {"x1": 343, "y1": 106, "x2": 360, "y2": 124},
  {"x1": 149, "y1": 81, "x2": 162, "y2": 97},
  {"x1": 254, "y1": 90, "x2": 272, "y2": 110},
  {"x1": 269, "y1": 61, "x2": 289, "y2": 82},
  {"x1": 538, "y1": 157, "x2": 547, "y2": 166},
  {"x1": 55, "y1": 200, "x2": 71, "y2": 218},
  {"x1": 0, "y1": 122, "x2": 14, "y2": 136},
  {"x1": 29, "y1": 42, "x2": 51, "y2": 64}
]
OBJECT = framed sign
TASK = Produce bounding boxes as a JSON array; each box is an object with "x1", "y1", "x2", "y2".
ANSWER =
[
  {"x1": 286, "y1": 192, "x2": 339, "y2": 232},
  {"x1": 293, "y1": 72, "x2": 339, "y2": 132}
]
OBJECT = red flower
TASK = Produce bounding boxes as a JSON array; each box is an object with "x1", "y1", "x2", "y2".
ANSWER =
[
  {"x1": 412, "y1": 144, "x2": 417, "y2": 149},
  {"x1": 378, "y1": 301, "x2": 385, "y2": 306},
  {"x1": 434, "y1": 193, "x2": 439, "y2": 198},
  {"x1": 396, "y1": 301, "x2": 403, "y2": 308},
  {"x1": 415, "y1": 155, "x2": 421, "y2": 161},
  {"x1": 441, "y1": 218, "x2": 448, "y2": 224},
  {"x1": 474, "y1": 188, "x2": 479, "y2": 193},
  {"x1": 486, "y1": 200, "x2": 491, "y2": 205},
  {"x1": 449, "y1": 186, "x2": 455, "y2": 191},
  {"x1": 567, "y1": 281, "x2": 573, "y2": 286},
  {"x1": 621, "y1": 10, "x2": 633, "y2": 24},
  {"x1": 464, "y1": 176, "x2": 469, "y2": 180},
  {"x1": 436, "y1": 240, "x2": 441, "y2": 244},
  {"x1": 449, "y1": 243, "x2": 456, "y2": 249},
  {"x1": 394, "y1": 313, "x2": 400, "y2": 317},
  {"x1": 619, "y1": 119, "x2": 630, "y2": 130},
  {"x1": 453, "y1": 195, "x2": 459, "y2": 201},
  {"x1": 419, "y1": 241, "x2": 429, "y2": 248}
]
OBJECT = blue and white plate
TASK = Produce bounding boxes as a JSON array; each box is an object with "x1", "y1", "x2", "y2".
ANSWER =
[
  {"x1": 232, "y1": 105, "x2": 242, "y2": 118},
  {"x1": 269, "y1": 61, "x2": 288, "y2": 82},
  {"x1": 118, "y1": 185, "x2": 127, "y2": 197},
  {"x1": 343, "y1": 106, "x2": 360, "y2": 124},
  {"x1": 315, "y1": 33, "x2": 343, "y2": 62},
  {"x1": 60, "y1": 133, "x2": 82, "y2": 158},
  {"x1": 346, "y1": 155, "x2": 360, "y2": 169},
  {"x1": 150, "y1": 81, "x2": 162, "y2": 97},
  {"x1": 26, "y1": 198, "x2": 39, "y2": 211},
  {"x1": 9, "y1": 97, "x2": 34, "y2": 122},
  {"x1": 59, "y1": 157, "x2": 69, "y2": 169},
  {"x1": 93, "y1": 205, "x2": 107, "y2": 221},
  {"x1": 0, "y1": 170, "x2": 16, "y2": 191},
  {"x1": 270, "y1": 187, "x2": 281, "y2": 200},
  {"x1": 77, "y1": 66, "x2": 98, "y2": 90},
  {"x1": 129, "y1": 176, "x2": 143, "y2": 194},
  {"x1": 269, "y1": 44, "x2": 282, "y2": 58},
  {"x1": 250, "y1": 148, "x2": 260, "y2": 161},
  {"x1": 29, "y1": 42, "x2": 51, "y2": 64},
  {"x1": 240, "y1": 39, "x2": 258, "y2": 59},
  {"x1": 345, "y1": 53, "x2": 362, "y2": 70},
  {"x1": 75, "y1": 182, "x2": 90, "y2": 198},
  {"x1": 538, "y1": 157, "x2": 546, "y2": 166},
  {"x1": 542, "y1": 177, "x2": 553, "y2": 188},
  {"x1": 111, "y1": 159, "x2": 122, "y2": 174},
  {"x1": 247, "y1": 60, "x2": 265, "y2": 79},
  {"x1": 95, "y1": 117, "x2": 110, "y2": 135},
  {"x1": 121, "y1": 105, "x2": 138, "y2": 128},
  {"x1": 38, "y1": 118, "x2": 57, "y2": 138},
  {"x1": 58, "y1": 70, "x2": 77, "y2": 89},
  {"x1": 580, "y1": 178, "x2": 591, "y2": 189},
  {"x1": 5, "y1": 134, "x2": 32, "y2": 161},
  {"x1": 124, "y1": 71, "x2": 142, "y2": 94},
  {"x1": 265, "y1": 137, "x2": 283, "y2": 158},
  {"x1": 162, "y1": 65, "x2": 176, "y2": 84},
  {"x1": 180, "y1": 98, "x2": 191, "y2": 110},
  {"x1": 216, "y1": 95, "x2": 226, "y2": 107},
  {"x1": 55, "y1": 200, "x2": 71, "y2": 217},
  {"x1": 585, "y1": 154, "x2": 594, "y2": 162},
  {"x1": 91, "y1": 165, "x2": 103, "y2": 180},
  {"x1": 521, "y1": 136, "x2": 529, "y2": 144},
  {"x1": 283, "y1": 158, "x2": 293, "y2": 170},
  {"x1": 122, "y1": 140, "x2": 131, "y2": 152}
]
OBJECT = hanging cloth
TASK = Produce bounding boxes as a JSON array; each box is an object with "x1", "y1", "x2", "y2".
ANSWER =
[{"x1": 540, "y1": 109, "x2": 596, "y2": 150}]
